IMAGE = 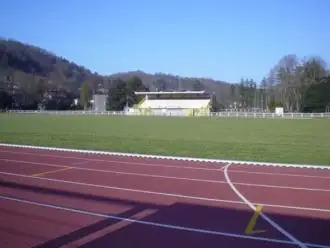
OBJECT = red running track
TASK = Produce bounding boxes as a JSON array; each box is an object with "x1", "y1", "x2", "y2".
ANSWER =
[{"x1": 0, "y1": 146, "x2": 329, "y2": 248}]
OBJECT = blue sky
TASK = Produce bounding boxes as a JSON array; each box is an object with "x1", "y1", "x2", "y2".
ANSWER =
[{"x1": 1, "y1": 0, "x2": 329, "y2": 83}]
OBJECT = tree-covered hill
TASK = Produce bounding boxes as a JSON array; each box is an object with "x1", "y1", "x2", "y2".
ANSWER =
[
  {"x1": 0, "y1": 38, "x2": 329, "y2": 112},
  {"x1": 0, "y1": 38, "x2": 233, "y2": 110}
]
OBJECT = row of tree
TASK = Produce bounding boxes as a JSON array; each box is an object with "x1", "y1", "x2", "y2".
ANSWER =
[
  {"x1": 0, "y1": 38, "x2": 329, "y2": 112},
  {"x1": 1, "y1": 68, "x2": 329, "y2": 113},
  {"x1": 260, "y1": 55, "x2": 330, "y2": 112},
  {"x1": 227, "y1": 55, "x2": 330, "y2": 112},
  {"x1": 78, "y1": 76, "x2": 149, "y2": 111},
  {"x1": 0, "y1": 76, "x2": 150, "y2": 112},
  {"x1": 0, "y1": 75, "x2": 80, "y2": 110}
]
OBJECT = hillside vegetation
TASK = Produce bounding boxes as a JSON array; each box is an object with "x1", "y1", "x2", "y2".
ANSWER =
[{"x1": 0, "y1": 38, "x2": 329, "y2": 112}]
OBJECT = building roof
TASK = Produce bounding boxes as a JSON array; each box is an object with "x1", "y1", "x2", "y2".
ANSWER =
[
  {"x1": 138, "y1": 99, "x2": 211, "y2": 109},
  {"x1": 134, "y1": 90, "x2": 206, "y2": 95}
]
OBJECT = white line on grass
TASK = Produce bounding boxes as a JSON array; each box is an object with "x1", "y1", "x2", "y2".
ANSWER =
[{"x1": 0, "y1": 194, "x2": 329, "y2": 248}]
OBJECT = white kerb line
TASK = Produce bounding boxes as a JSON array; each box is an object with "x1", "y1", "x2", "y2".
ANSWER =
[{"x1": 223, "y1": 163, "x2": 308, "y2": 248}]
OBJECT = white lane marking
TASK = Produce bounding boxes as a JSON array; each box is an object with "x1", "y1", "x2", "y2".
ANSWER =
[
  {"x1": 72, "y1": 160, "x2": 90, "y2": 166},
  {"x1": 1, "y1": 158, "x2": 330, "y2": 193},
  {"x1": 224, "y1": 163, "x2": 307, "y2": 248},
  {"x1": 230, "y1": 169, "x2": 330, "y2": 179},
  {"x1": 0, "y1": 194, "x2": 329, "y2": 248},
  {"x1": 1, "y1": 171, "x2": 330, "y2": 213},
  {"x1": 229, "y1": 182, "x2": 330, "y2": 192},
  {"x1": 1, "y1": 143, "x2": 329, "y2": 169},
  {"x1": 1, "y1": 149, "x2": 329, "y2": 178},
  {"x1": 0, "y1": 151, "x2": 224, "y2": 171}
]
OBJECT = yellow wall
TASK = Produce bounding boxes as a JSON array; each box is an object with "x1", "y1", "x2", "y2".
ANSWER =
[
  {"x1": 133, "y1": 97, "x2": 146, "y2": 109},
  {"x1": 184, "y1": 109, "x2": 194, "y2": 116},
  {"x1": 193, "y1": 107, "x2": 210, "y2": 116}
]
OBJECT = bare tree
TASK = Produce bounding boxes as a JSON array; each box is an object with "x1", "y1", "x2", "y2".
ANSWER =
[
  {"x1": 275, "y1": 54, "x2": 300, "y2": 112},
  {"x1": 260, "y1": 77, "x2": 267, "y2": 110},
  {"x1": 295, "y1": 57, "x2": 327, "y2": 111},
  {"x1": 264, "y1": 66, "x2": 279, "y2": 110}
]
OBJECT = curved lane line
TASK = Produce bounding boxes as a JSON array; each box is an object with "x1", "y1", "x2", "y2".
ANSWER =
[{"x1": 223, "y1": 163, "x2": 307, "y2": 248}]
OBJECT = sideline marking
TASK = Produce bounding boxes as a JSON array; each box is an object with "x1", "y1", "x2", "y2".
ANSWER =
[
  {"x1": 0, "y1": 151, "x2": 223, "y2": 172},
  {"x1": 1, "y1": 171, "x2": 330, "y2": 213},
  {"x1": 32, "y1": 167, "x2": 72, "y2": 177},
  {"x1": 244, "y1": 205, "x2": 266, "y2": 235},
  {"x1": 1, "y1": 157, "x2": 330, "y2": 192},
  {"x1": 230, "y1": 169, "x2": 330, "y2": 179},
  {"x1": 0, "y1": 194, "x2": 329, "y2": 248},
  {"x1": 2, "y1": 149, "x2": 330, "y2": 179},
  {"x1": 0, "y1": 143, "x2": 329, "y2": 169},
  {"x1": 72, "y1": 160, "x2": 90, "y2": 166},
  {"x1": 223, "y1": 163, "x2": 307, "y2": 248}
]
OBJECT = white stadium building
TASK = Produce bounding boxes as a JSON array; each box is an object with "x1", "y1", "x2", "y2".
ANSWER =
[{"x1": 130, "y1": 90, "x2": 212, "y2": 116}]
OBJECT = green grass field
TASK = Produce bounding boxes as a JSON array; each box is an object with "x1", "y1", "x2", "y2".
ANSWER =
[{"x1": 0, "y1": 113, "x2": 329, "y2": 165}]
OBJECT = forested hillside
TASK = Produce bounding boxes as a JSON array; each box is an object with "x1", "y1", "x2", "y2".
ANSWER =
[{"x1": 0, "y1": 38, "x2": 329, "y2": 112}]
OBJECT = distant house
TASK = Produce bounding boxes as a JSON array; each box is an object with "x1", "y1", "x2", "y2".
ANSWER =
[{"x1": 92, "y1": 94, "x2": 107, "y2": 111}]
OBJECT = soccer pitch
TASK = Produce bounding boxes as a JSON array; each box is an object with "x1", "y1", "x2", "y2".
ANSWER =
[{"x1": 0, "y1": 113, "x2": 329, "y2": 165}]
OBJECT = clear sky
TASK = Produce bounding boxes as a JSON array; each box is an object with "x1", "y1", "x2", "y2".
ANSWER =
[{"x1": 1, "y1": 0, "x2": 329, "y2": 83}]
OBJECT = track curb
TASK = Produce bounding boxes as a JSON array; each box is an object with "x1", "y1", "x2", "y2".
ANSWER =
[{"x1": 0, "y1": 143, "x2": 329, "y2": 170}]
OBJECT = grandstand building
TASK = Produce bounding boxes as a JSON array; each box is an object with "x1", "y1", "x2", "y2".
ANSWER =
[{"x1": 132, "y1": 90, "x2": 212, "y2": 116}]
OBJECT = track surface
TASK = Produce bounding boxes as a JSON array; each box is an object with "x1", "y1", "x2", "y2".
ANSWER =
[{"x1": 0, "y1": 146, "x2": 329, "y2": 248}]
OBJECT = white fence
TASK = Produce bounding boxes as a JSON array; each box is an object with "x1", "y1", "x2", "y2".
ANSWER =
[{"x1": 4, "y1": 110, "x2": 330, "y2": 119}]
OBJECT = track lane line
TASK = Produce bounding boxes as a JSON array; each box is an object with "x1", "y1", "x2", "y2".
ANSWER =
[
  {"x1": 0, "y1": 151, "x2": 225, "y2": 172},
  {"x1": 1, "y1": 150, "x2": 329, "y2": 178},
  {"x1": 68, "y1": 208, "x2": 159, "y2": 247},
  {"x1": 0, "y1": 194, "x2": 329, "y2": 248},
  {"x1": 1, "y1": 143, "x2": 329, "y2": 170},
  {"x1": 229, "y1": 169, "x2": 330, "y2": 179},
  {"x1": 224, "y1": 163, "x2": 307, "y2": 248},
  {"x1": 72, "y1": 160, "x2": 90, "y2": 165},
  {"x1": 1, "y1": 171, "x2": 330, "y2": 213},
  {"x1": 1, "y1": 158, "x2": 329, "y2": 193},
  {"x1": 31, "y1": 167, "x2": 73, "y2": 177}
]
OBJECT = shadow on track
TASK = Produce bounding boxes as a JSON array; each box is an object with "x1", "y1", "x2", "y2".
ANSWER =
[{"x1": 0, "y1": 180, "x2": 329, "y2": 248}]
